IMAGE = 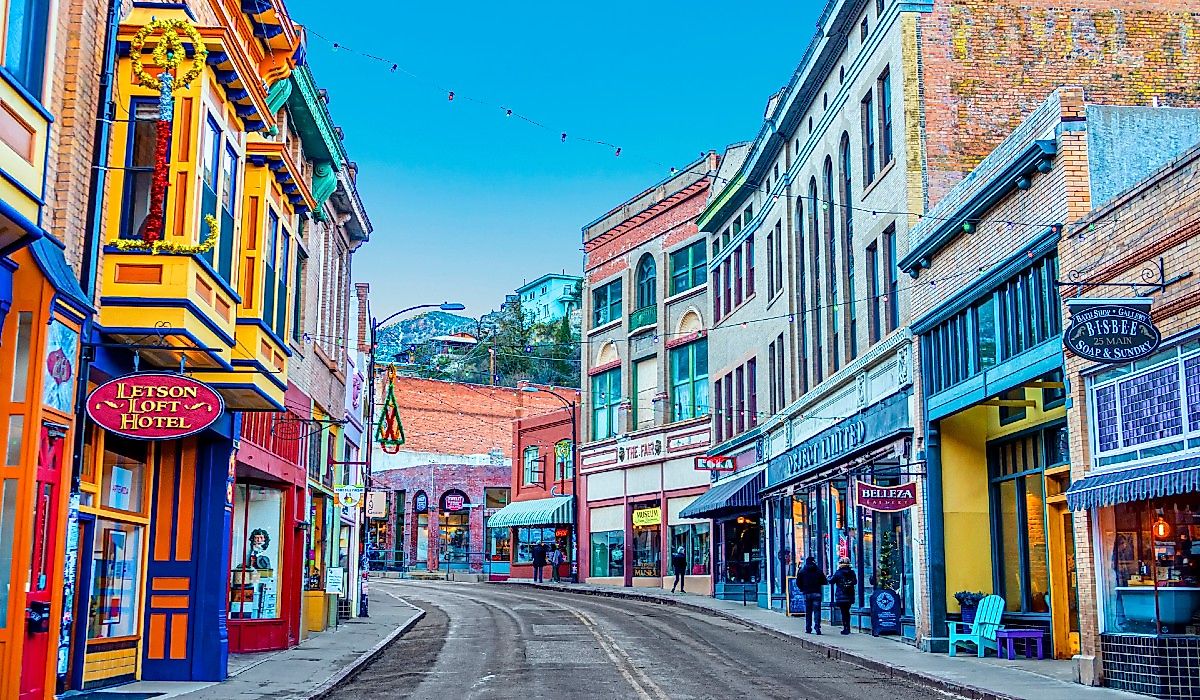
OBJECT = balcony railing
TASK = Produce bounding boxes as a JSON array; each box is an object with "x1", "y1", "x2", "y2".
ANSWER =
[{"x1": 629, "y1": 305, "x2": 657, "y2": 330}]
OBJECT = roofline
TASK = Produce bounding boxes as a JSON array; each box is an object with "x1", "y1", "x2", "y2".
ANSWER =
[
  {"x1": 579, "y1": 152, "x2": 715, "y2": 237},
  {"x1": 515, "y1": 273, "x2": 583, "y2": 293}
]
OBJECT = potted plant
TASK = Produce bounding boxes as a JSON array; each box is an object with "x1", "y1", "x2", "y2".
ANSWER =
[{"x1": 954, "y1": 591, "x2": 987, "y2": 623}]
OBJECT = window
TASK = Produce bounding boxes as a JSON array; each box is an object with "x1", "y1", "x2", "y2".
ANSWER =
[
  {"x1": 230, "y1": 484, "x2": 283, "y2": 620},
  {"x1": 735, "y1": 365, "x2": 745, "y2": 434},
  {"x1": 670, "y1": 241, "x2": 706, "y2": 295},
  {"x1": 747, "y1": 357, "x2": 758, "y2": 428},
  {"x1": 292, "y1": 251, "x2": 307, "y2": 343},
  {"x1": 877, "y1": 0, "x2": 885, "y2": 14},
  {"x1": 840, "y1": 134, "x2": 857, "y2": 360},
  {"x1": 723, "y1": 373, "x2": 734, "y2": 439},
  {"x1": 0, "y1": 480, "x2": 16, "y2": 627},
  {"x1": 216, "y1": 143, "x2": 238, "y2": 280},
  {"x1": 4, "y1": 0, "x2": 51, "y2": 96},
  {"x1": 772, "y1": 224, "x2": 781, "y2": 297},
  {"x1": 635, "y1": 254, "x2": 656, "y2": 311},
  {"x1": 670, "y1": 339, "x2": 709, "y2": 421},
  {"x1": 591, "y1": 367, "x2": 621, "y2": 440},
  {"x1": 713, "y1": 266, "x2": 722, "y2": 323},
  {"x1": 860, "y1": 16, "x2": 869, "y2": 41},
  {"x1": 88, "y1": 522, "x2": 143, "y2": 638},
  {"x1": 632, "y1": 502, "x2": 661, "y2": 577},
  {"x1": 485, "y1": 487, "x2": 510, "y2": 509},
  {"x1": 884, "y1": 224, "x2": 899, "y2": 332},
  {"x1": 867, "y1": 241, "x2": 880, "y2": 343},
  {"x1": 767, "y1": 223, "x2": 783, "y2": 298},
  {"x1": 998, "y1": 388, "x2": 1028, "y2": 425},
  {"x1": 769, "y1": 340, "x2": 778, "y2": 414},
  {"x1": 632, "y1": 357, "x2": 656, "y2": 429},
  {"x1": 276, "y1": 232, "x2": 290, "y2": 337},
  {"x1": 522, "y1": 445, "x2": 542, "y2": 485},
  {"x1": 745, "y1": 234, "x2": 755, "y2": 298},
  {"x1": 824, "y1": 157, "x2": 839, "y2": 373},
  {"x1": 795, "y1": 197, "x2": 808, "y2": 394},
  {"x1": 517, "y1": 526, "x2": 557, "y2": 564},
  {"x1": 590, "y1": 531, "x2": 624, "y2": 577},
  {"x1": 861, "y1": 92, "x2": 876, "y2": 186},
  {"x1": 766, "y1": 228, "x2": 775, "y2": 299},
  {"x1": 988, "y1": 429, "x2": 1053, "y2": 613},
  {"x1": 774, "y1": 334, "x2": 786, "y2": 411},
  {"x1": 809, "y1": 178, "x2": 823, "y2": 385},
  {"x1": 263, "y1": 208, "x2": 279, "y2": 326},
  {"x1": 101, "y1": 436, "x2": 147, "y2": 514},
  {"x1": 878, "y1": 68, "x2": 894, "y2": 166},
  {"x1": 592, "y1": 280, "x2": 622, "y2": 327},
  {"x1": 714, "y1": 377, "x2": 724, "y2": 442},
  {"x1": 554, "y1": 440, "x2": 573, "y2": 480},
  {"x1": 733, "y1": 246, "x2": 743, "y2": 307},
  {"x1": 722, "y1": 258, "x2": 732, "y2": 317},
  {"x1": 669, "y1": 523, "x2": 711, "y2": 575},
  {"x1": 120, "y1": 102, "x2": 160, "y2": 240}
]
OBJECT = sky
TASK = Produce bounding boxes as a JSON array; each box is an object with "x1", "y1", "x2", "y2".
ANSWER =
[{"x1": 287, "y1": 1, "x2": 824, "y2": 317}]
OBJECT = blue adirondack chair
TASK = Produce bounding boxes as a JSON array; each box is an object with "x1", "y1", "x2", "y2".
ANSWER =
[{"x1": 947, "y1": 595, "x2": 1005, "y2": 657}]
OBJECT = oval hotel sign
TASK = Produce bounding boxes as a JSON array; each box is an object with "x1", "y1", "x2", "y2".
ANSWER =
[
  {"x1": 87, "y1": 373, "x2": 224, "y2": 440},
  {"x1": 1065, "y1": 301, "x2": 1161, "y2": 364}
]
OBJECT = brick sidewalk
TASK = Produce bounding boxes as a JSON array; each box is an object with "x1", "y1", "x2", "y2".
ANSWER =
[{"x1": 498, "y1": 580, "x2": 1141, "y2": 700}]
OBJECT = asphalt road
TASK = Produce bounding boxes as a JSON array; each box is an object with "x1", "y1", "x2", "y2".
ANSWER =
[{"x1": 329, "y1": 580, "x2": 945, "y2": 700}]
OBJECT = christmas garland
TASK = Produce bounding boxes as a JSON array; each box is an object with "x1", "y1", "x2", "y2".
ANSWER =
[
  {"x1": 110, "y1": 214, "x2": 219, "y2": 254},
  {"x1": 129, "y1": 19, "x2": 207, "y2": 91}
]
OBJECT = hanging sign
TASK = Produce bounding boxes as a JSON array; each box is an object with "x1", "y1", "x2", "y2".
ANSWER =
[
  {"x1": 1064, "y1": 299, "x2": 1161, "y2": 364},
  {"x1": 414, "y1": 491, "x2": 429, "y2": 513},
  {"x1": 366, "y1": 491, "x2": 388, "y2": 519},
  {"x1": 444, "y1": 494, "x2": 465, "y2": 512},
  {"x1": 87, "y1": 373, "x2": 223, "y2": 440},
  {"x1": 855, "y1": 482, "x2": 917, "y2": 512},
  {"x1": 335, "y1": 486, "x2": 365, "y2": 508},
  {"x1": 631, "y1": 507, "x2": 661, "y2": 527}
]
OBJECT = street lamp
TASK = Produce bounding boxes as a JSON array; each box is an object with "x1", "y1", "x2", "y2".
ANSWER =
[{"x1": 521, "y1": 385, "x2": 578, "y2": 582}]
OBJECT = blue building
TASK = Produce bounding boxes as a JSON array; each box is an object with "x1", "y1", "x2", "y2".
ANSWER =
[{"x1": 513, "y1": 274, "x2": 581, "y2": 324}]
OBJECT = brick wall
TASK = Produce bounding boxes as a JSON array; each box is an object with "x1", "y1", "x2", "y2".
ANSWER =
[
  {"x1": 512, "y1": 402, "x2": 579, "y2": 502},
  {"x1": 920, "y1": 2, "x2": 1200, "y2": 208}
]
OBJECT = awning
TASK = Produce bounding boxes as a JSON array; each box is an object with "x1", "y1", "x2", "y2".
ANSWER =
[
  {"x1": 1065, "y1": 456, "x2": 1200, "y2": 511},
  {"x1": 486, "y1": 496, "x2": 574, "y2": 528},
  {"x1": 679, "y1": 469, "x2": 763, "y2": 519}
]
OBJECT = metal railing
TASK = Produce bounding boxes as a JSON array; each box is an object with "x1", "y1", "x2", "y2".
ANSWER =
[{"x1": 629, "y1": 305, "x2": 657, "y2": 330}]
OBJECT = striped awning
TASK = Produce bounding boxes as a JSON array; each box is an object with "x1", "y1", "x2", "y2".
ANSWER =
[
  {"x1": 1065, "y1": 457, "x2": 1200, "y2": 511},
  {"x1": 486, "y1": 496, "x2": 574, "y2": 528},
  {"x1": 679, "y1": 469, "x2": 763, "y2": 519}
]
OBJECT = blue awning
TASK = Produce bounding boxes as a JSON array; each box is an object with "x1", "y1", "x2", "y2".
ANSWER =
[
  {"x1": 486, "y1": 496, "x2": 574, "y2": 528},
  {"x1": 679, "y1": 469, "x2": 763, "y2": 519},
  {"x1": 30, "y1": 237, "x2": 92, "y2": 315},
  {"x1": 1065, "y1": 457, "x2": 1200, "y2": 511}
]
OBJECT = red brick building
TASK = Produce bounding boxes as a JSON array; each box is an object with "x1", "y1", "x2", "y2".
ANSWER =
[
  {"x1": 368, "y1": 376, "x2": 565, "y2": 573},
  {"x1": 491, "y1": 397, "x2": 581, "y2": 581}
]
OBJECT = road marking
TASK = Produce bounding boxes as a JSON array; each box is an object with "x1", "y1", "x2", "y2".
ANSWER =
[{"x1": 565, "y1": 607, "x2": 669, "y2": 700}]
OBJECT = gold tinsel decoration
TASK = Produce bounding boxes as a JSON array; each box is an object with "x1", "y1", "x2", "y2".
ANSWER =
[
  {"x1": 109, "y1": 215, "x2": 219, "y2": 255},
  {"x1": 130, "y1": 18, "x2": 208, "y2": 90}
]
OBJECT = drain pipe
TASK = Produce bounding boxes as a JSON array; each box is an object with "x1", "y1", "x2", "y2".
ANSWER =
[{"x1": 78, "y1": 0, "x2": 120, "y2": 303}]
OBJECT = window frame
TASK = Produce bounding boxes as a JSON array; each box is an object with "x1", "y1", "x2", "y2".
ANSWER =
[
  {"x1": 878, "y1": 68, "x2": 894, "y2": 167},
  {"x1": 590, "y1": 367, "x2": 622, "y2": 440},
  {"x1": 522, "y1": 445, "x2": 543, "y2": 486},
  {"x1": 669, "y1": 241, "x2": 707, "y2": 295},
  {"x1": 669, "y1": 338, "x2": 709, "y2": 422},
  {"x1": 861, "y1": 92, "x2": 877, "y2": 186},
  {"x1": 591, "y1": 280, "x2": 623, "y2": 327},
  {"x1": 634, "y1": 254, "x2": 656, "y2": 312}
]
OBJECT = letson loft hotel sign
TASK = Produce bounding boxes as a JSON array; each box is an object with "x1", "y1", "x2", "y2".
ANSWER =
[{"x1": 87, "y1": 373, "x2": 224, "y2": 440}]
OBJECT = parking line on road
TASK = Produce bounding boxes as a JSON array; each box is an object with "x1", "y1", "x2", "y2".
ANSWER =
[{"x1": 564, "y1": 607, "x2": 669, "y2": 700}]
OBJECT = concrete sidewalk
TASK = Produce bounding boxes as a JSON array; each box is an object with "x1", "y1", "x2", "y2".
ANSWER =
[
  {"x1": 498, "y1": 580, "x2": 1140, "y2": 700},
  {"x1": 99, "y1": 590, "x2": 422, "y2": 700}
]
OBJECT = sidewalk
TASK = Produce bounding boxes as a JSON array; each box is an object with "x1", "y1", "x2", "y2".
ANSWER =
[
  {"x1": 95, "y1": 590, "x2": 422, "y2": 700},
  {"x1": 498, "y1": 580, "x2": 1140, "y2": 700}
]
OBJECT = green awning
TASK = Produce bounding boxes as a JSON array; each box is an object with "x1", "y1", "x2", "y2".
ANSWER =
[{"x1": 486, "y1": 496, "x2": 574, "y2": 528}]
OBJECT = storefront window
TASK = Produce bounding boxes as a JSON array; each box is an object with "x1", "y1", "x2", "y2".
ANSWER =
[
  {"x1": 305, "y1": 495, "x2": 326, "y2": 590},
  {"x1": 669, "y1": 523, "x2": 711, "y2": 575},
  {"x1": 100, "y1": 436, "x2": 147, "y2": 514},
  {"x1": 230, "y1": 484, "x2": 283, "y2": 619},
  {"x1": 722, "y1": 515, "x2": 761, "y2": 583},
  {"x1": 487, "y1": 526, "x2": 511, "y2": 562},
  {"x1": 88, "y1": 521, "x2": 142, "y2": 639},
  {"x1": 771, "y1": 499, "x2": 794, "y2": 596},
  {"x1": 415, "y1": 513, "x2": 429, "y2": 565},
  {"x1": 590, "y1": 531, "x2": 623, "y2": 577},
  {"x1": 1101, "y1": 494, "x2": 1200, "y2": 635},
  {"x1": 440, "y1": 513, "x2": 469, "y2": 566},
  {"x1": 0, "y1": 479, "x2": 15, "y2": 628},
  {"x1": 516, "y1": 526, "x2": 557, "y2": 563},
  {"x1": 633, "y1": 503, "x2": 661, "y2": 577},
  {"x1": 989, "y1": 430, "x2": 1052, "y2": 613},
  {"x1": 485, "y1": 487, "x2": 510, "y2": 509}
]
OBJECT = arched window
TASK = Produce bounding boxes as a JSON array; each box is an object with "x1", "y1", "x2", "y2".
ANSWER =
[
  {"x1": 840, "y1": 133, "x2": 857, "y2": 360},
  {"x1": 635, "y1": 254, "x2": 657, "y2": 310},
  {"x1": 824, "y1": 156, "x2": 839, "y2": 373},
  {"x1": 795, "y1": 195, "x2": 808, "y2": 393},
  {"x1": 808, "y1": 177, "x2": 823, "y2": 385}
]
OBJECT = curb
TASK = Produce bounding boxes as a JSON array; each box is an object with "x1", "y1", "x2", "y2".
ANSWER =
[
  {"x1": 305, "y1": 608, "x2": 426, "y2": 700},
  {"x1": 497, "y1": 581, "x2": 1017, "y2": 700}
]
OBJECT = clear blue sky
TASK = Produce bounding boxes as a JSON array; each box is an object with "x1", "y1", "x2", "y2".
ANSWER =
[{"x1": 288, "y1": 0, "x2": 823, "y2": 316}]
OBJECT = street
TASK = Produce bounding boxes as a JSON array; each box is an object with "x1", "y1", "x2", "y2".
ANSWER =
[{"x1": 333, "y1": 581, "x2": 939, "y2": 700}]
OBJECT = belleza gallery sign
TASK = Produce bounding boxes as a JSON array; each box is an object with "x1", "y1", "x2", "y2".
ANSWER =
[{"x1": 87, "y1": 373, "x2": 224, "y2": 440}]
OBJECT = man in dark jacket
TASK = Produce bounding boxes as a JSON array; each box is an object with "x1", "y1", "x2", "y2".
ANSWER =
[
  {"x1": 830, "y1": 556, "x2": 858, "y2": 634},
  {"x1": 796, "y1": 556, "x2": 828, "y2": 634},
  {"x1": 670, "y1": 547, "x2": 688, "y2": 593},
  {"x1": 532, "y1": 542, "x2": 547, "y2": 583}
]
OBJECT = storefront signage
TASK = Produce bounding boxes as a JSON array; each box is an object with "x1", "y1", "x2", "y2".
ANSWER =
[
  {"x1": 767, "y1": 392, "x2": 910, "y2": 488},
  {"x1": 87, "y1": 372, "x2": 224, "y2": 440},
  {"x1": 335, "y1": 486, "x2": 364, "y2": 508},
  {"x1": 632, "y1": 507, "x2": 661, "y2": 527},
  {"x1": 870, "y1": 589, "x2": 902, "y2": 636},
  {"x1": 414, "y1": 491, "x2": 429, "y2": 513},
  {"x1": 785, "y1": 577, "x2": 806, "y2": 617},
  {"x1": 616, "y1": 435, "x2": 664, "y2": 466},
  {"x1": 444, "y1": 494, "x2": 465, "y2": 511},
  {"x1": 325, "y1": 567, "x2": 345, "y2": 594},
  {"x1": 855, "y1": 482, "x2": 918, "y2": 512},
  {"x1": 1065, "y1": 299, "x2": 1161, "y2": 364},
  {"x1": 366, "y1": 491, "x2": 388, "y2": 519}
]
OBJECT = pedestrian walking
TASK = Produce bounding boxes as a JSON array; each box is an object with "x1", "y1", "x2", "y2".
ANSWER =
[
  {"x1": 548, "y1": 545, "x2": 564, "y2": 582},
  {"x1": 830, "y1": 556, "x2": 858, "y2": 635},
  {"x1": 531, "y1": 542, "x2": 548, "y2": 583},
  {"x1": 796, "y1": 556, "x2": 828, "y2": 634},
  {"x1": 670, "y1": 547, "x2": 688, "y2": 593}
]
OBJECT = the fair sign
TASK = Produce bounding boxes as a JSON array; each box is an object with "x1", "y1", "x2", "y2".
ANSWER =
[
  {"x1": 87, "y1": 373, "x2": 223, "y2": 440},
  {"x1": 616, "y1": 435, "x2": 664, "y2": 466},
  {"x1": 855, "y1": 482, "x2": 917, "y2": 512}
]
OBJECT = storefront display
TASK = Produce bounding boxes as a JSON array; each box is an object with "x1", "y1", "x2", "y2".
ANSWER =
[
  {"x1": 632, "y1": 503, "x2": 661, "y2": 578},
  {"x1": 87, "y1": 523, "x2": 142, "y2": 639},
  {"x1": 669, "y1": 523, "x2": 710, "y2": 575},
  {"x1": 590, "y1": 531, "x2": 624, "y2": 577},
  {"x1": 229, "y1": 485, "x2": 283, "y2": 620},
  {"x1": 718, "y1": 514, "x2": 761, "y2": 584}
]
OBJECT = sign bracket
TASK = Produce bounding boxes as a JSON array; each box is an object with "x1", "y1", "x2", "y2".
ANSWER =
[{"x1": 1056, "y1": 257, "x2": 1192, "y2": 298}]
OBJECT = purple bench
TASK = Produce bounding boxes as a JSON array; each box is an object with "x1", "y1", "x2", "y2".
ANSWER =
[{"x1": 996, "y1": 627, "x2": 1044, "y2": 660}]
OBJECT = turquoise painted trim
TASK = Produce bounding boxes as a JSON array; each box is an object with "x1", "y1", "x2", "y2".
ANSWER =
[
  {"x1": 235, "y1": 317, "x2": 294, "y2": 357},
  {"x1": 900, "y1": 140, "x2": 1057, "y2": 277},
  {"x1": 99, "y1": 296, "x2": 237, "y2": 348},
  {"x1": 925, "y1": 340, "x2": 1063, "y2": 421},
  {"x1": 911, "y1": 225, "x2": 1061, "y2": 335},
  {"x1": 0, "y1": 66, "x2": 53, "y2": 122},
  {"x1": 229, "y1": 358, "x2": 288, "y2": 391},
  {"x1": 287, "y1": 65, "x2": 346, "y2": 169},
  {"x1": 708, "y1": 424, "x2": 763, "y2": 458}
]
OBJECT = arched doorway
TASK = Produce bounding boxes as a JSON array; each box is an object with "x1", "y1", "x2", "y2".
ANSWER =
[{"x1": 439, "y1": 490, "x2": 471, "y2": 570}]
